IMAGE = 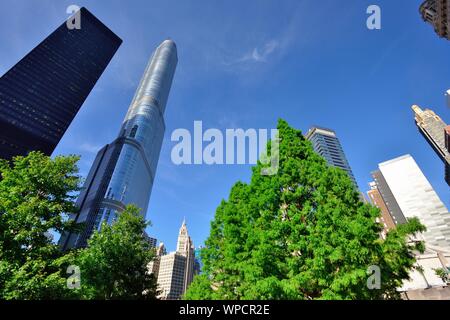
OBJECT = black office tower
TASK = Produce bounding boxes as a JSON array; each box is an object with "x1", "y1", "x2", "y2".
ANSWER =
[{"x1": 0, "y1": 7, "x2": 122, "y2": 160}]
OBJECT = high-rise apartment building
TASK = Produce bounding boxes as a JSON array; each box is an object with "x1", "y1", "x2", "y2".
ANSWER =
[
  {"x1": 374, "y1": 155, "x2": 450, "y2": 251},
  {"x1": 0, "y1": 7, "x2": 122, "y2": 160},
  {"x1": 412, "y1": 105, "x2": 450, "y2": 186},
  {"x1": 305, "y1": 126, "x2": 358, "y2": 189},
  {"x1": 60, "y1": 39, "x2": 177, "y2": 249},
  {"x1": 420, "y1": 0, "x2": 450, "y2": 40},
  {"x1": 156, "y1": 220, "x2": 195, "y2": 300}
]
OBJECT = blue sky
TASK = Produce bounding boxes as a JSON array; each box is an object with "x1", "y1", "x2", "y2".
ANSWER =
[{"x1": 0, "y1": 0, "x2": 449, "y2": 252}]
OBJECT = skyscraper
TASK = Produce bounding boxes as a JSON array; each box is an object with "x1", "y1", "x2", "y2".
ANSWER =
[
  {"x1": 374, "y1": 154, "x2": 450, "y2": 251},
  {"x1": 305, "y1": 126, "x2": 359, "y2": 189},
  {"x1": 371, "y1": 155, "x2": 450, "y2": 293},
  {"x1": 156, "y1": 220, "x2": 195, "y2": 300},
  {"x1": 0, "y1": 7, "x2": 122, "y2": 160},
  {"x1": 420, "y1": 0, "x2": 450, "y2": 40},
  {"x1": 178, "y1": 221, "x2": 195, "y2": 295},
  {"x1": 60, "y1": 39, "x2": 177, "y2": 249},
  {"x1": 412, "y1": 105, "x2": 450, "y2": 186}
]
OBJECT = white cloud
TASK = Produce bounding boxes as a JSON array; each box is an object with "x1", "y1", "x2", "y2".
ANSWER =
[
  {"x1": 247, "y1": 40, "x2": 279, "y2": 62},
  {"x1": 224, "y1": 40, "x2": 280, "y2": 65}
]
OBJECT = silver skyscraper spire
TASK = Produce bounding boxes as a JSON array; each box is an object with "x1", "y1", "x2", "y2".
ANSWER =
[{"x1": 61, "y1": 40, "x2": 178, "y2": 249}]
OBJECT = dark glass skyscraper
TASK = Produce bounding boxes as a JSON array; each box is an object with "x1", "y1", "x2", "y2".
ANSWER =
[
  {"x1": 60, "y1": 40, "x2": 178, "y2": 250},
  {"x1": 0, "y1": 7, "x2": 122, "y2": 160}
]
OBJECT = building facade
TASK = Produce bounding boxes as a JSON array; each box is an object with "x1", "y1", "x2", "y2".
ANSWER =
[
  {"x1": 399, "y1": 249, "x2": 450, "y2": 293},
  {"x1": 376, "y1": 154, "x2": 450, "y2": 251},
  {"x1": 148, "y1": 243, "x2": 166, "y2": 278},
  {"x1": 143, "y1": 232, "x2": 157, "y2": 249},
  {"x1": 60, "y1": 39, "x2": 177, "y2": 249},
  {"x1": 156, "y1": 252, "x2": 187, "y2": 300},
  {"x1": 305, "y1": 126, "x2": 359, "y2": 189},
  {"x1": 369, "y1": 155, "x2": 450, "y2": 293},
  {"x1": 412, "y1": 105, "x2": 450, "y2": 186},
  {"x1": 0, "y1": 7, "x2": 122, "y2": 160},
  {"x1": 367, "y1": 182, "x2": 397, "y2": 238},
  {"x1": 420, "y1": 0, "x2": 450, "y2": 40},
  {"x1": 370, "y1": 170, "x2": 408, "y2": 226},
  {"x1": 156, "y1": 220, "x2": 196, "y2": 300}
]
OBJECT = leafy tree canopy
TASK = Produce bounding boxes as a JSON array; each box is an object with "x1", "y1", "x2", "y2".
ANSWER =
[
  {"x1": 74, "y1": 205, "x2": 158, "y2": 300},
  {"x1": 0, "y1": 152, "x2": 81, "y2": 299},
  {"x1": 185, "y1": 119, "x2": 425, "y2": 300},
  {"x1": 0, "y1": 152, "x2": 157, "y2": 300}
]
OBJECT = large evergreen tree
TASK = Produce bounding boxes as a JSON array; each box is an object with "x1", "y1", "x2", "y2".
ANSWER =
[{"x1": 185, "y1": 119, "x2": 425, "y2": 300}]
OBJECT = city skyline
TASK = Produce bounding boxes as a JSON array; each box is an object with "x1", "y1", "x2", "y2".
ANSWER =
[{"x1": 0, "y1": 0, "x2": 448, "y2": 252}]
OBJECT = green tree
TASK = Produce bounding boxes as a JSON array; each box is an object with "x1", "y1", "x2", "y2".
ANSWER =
[
  {"x1": 0, "y1": 152, "x2": 157, "y2": 300},
  {"x1": 74, "y1": 205, "x2": 158, "y2": 300},
  {"x1": 185, "y1": 119, "x2": 425, "y2": 300},
  {"x1": 0, "y1": 152, "x2": 82, "y2": 299}
]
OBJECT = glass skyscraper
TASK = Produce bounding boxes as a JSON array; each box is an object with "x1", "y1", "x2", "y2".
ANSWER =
[
  {"x1": 60, "y1": 39, "x2": 178, "y2": 249},
  {"x1": 0, "y1": 7, "x2": 122, "y2": 160},
  {"x1": 305, "y1": 126, "x2": 359, "y2": 189}
]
